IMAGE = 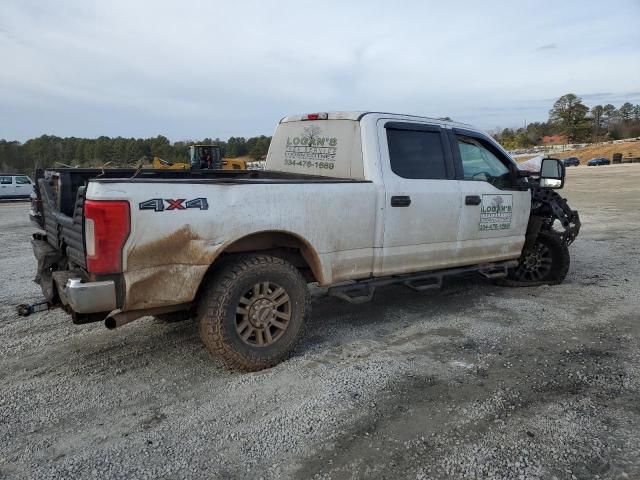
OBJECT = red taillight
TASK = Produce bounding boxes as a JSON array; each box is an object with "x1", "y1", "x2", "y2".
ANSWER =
[
  {"x1": 305, "y1": 113, "x2": 328, "y2": 120},
  {"x1": 84, "y1": 200, "x2": 130, "y2": 274}
]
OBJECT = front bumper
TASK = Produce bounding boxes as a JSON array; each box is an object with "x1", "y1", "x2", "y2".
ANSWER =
[{"x1": 61, "y1": 278, "x2": 117, "y2": 314}]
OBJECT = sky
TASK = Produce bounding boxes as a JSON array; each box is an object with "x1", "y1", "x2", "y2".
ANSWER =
[{"x1": 1, "y1": 0, "x2": 639, "y2": 142}]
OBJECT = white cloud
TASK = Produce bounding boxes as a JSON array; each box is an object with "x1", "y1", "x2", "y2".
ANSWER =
[{"x1": 1, "y1": 0, "x2": 639, "y2": 140}]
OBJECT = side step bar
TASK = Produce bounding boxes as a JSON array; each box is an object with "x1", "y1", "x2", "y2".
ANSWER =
[{"x1": 328, "y1": 260, "x2": 517, "y2": 304}]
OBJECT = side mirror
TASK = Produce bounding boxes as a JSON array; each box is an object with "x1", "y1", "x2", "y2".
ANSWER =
[{"x1": 540, "y1": 157, "x2": 565, "y2": 189}]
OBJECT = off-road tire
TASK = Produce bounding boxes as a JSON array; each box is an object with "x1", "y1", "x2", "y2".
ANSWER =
[
  {"x1": 198, "y1": 255, "x2": 310, "y2": 371},
  {"x1": 499, "y1": 231, "x2": 570, "y2": 287}
]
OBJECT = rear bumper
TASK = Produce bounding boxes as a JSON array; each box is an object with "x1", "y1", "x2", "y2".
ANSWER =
[
  {"x1": 62, "y1": 278, "x2": 117, "y2": 314},
  {"x1": 32, "y1": 234, "x2": 119, "y2": 320}
]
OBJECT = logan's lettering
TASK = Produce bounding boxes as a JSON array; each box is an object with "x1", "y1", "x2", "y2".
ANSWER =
[{"x1": 479, "y1": 195, "x2": 513, "y2": 231}]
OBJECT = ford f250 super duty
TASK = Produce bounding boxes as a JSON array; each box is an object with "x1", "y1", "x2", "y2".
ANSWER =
[{"x1": 28, "y1": 112, "x2": 580, "y2": 371}]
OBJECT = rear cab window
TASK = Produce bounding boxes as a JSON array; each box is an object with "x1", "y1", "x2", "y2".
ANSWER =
[{"x1": 266, "y1": 119, "x2": 364, "y2": 179}]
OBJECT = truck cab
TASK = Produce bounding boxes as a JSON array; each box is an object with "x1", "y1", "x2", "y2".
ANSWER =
[
  {"x1": 190, "y1": 144, "x2": 223, "y2": 169},
  {"x1": 268, "y1": 112, "x2": 533, "y2": 275}
]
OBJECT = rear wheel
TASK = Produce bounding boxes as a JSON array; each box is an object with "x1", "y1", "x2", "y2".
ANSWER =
[
  {"x1": 501, "y1": 231, "x2": 570, "y2": 286},
  {"x1": 198, "y1": 255, "x2": 310, "y2": 371}
]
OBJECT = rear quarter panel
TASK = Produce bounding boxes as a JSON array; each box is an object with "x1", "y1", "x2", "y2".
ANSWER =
[{"x1": 87, "y1": 181, "x2": 377, "y2": 310}]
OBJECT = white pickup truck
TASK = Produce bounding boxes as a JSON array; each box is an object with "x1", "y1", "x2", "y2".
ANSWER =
[{"x1": 29, "y1": 112, "x2": 580, "y2": 370}]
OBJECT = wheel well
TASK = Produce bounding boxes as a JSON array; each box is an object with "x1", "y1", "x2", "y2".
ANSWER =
[{"x1": 207, "y1": 231, "x2": 323, "y2": 285}]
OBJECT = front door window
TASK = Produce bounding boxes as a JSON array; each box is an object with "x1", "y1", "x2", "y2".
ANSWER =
[{"x1": 457, "y1": 136, "x2": 511, "y2": 189}]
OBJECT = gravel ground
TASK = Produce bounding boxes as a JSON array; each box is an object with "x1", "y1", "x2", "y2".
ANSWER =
[{"x1": 1, "y1": 164, "x2": 639, "y2": 479}]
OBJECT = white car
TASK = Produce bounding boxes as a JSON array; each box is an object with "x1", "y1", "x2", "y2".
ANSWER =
[
  {"x1": 29, "y1": 112, "x2": 580, "y2": 371},
  {"x1": 0, "y1": 173, "x2": 34, "y2": 199}
]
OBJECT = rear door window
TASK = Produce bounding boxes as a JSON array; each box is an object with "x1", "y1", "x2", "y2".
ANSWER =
[
  {"x1": 1, "y1": 176, "x2": 13, "y2": 184},
  {"x1": 386, "y1": 128, "x2": 448, "y2": 179}
]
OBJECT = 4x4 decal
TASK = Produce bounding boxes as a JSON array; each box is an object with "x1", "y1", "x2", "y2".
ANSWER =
[{"x1": 139, "y1": 198, "x2": 209, "y2": 212}]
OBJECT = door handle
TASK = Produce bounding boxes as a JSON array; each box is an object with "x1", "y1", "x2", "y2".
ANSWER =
[
  {"x1": 465, "y1": 195, "x2": 481, "y2": 206},
  {"x1": 391, "y1": 195, "x2": 411, "y2": 207}
]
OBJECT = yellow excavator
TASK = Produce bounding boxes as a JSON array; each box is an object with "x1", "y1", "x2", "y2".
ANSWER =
[
  {"x1": 150, "y1": 145, "x2": 246, "y2": 170},
  {"x1": 150, "y1": 157, "x2": 190, "y2": 170}
]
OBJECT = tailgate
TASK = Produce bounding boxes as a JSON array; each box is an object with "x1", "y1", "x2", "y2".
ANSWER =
[{"x1": 38, "y1": 177, "x2": 87, "y2": 269}]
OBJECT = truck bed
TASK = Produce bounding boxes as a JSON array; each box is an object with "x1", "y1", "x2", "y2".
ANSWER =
[
  {"x1": 34, "y1": 167, "x2": 367, "y2": 223},
  {"x1": 43, "y1": 167, "x2": 367, "y2": 185},
  {"x1": 32, "y1": 167, "x2": 369, "y2": 268}
]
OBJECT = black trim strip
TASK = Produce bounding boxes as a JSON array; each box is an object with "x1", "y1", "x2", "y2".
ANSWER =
[
  {"x1": 93, "y1": 178, "x2": 371, "y2": 185},
  {"x1": 446, "y1": 129, "x2": 464, "y2": 180},
  {"x1": 384, "y1": 121, "x2": 441, "y2": 133}
]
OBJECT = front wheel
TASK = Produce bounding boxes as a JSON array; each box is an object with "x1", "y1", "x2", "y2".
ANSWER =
[
  {"x1": 501, "y1": 231, "x2": 570, "y2": 287},
  {"x1": 198, "y1": 255, "x2": 310, "y2": 371}
]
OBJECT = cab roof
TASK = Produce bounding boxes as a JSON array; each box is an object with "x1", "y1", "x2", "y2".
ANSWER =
[{"x1": 280, "y1": 111, "x2": 474, "y2": 129}]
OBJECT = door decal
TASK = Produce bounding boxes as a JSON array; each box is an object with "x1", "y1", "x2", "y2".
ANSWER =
[{"x1": 479, "y1": 194, "x2": 513, "y2": 231}]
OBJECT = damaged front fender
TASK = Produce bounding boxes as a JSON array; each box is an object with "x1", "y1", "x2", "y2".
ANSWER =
[{"x1": 530, "y1": 186, "x2": 581, "y2": 245}]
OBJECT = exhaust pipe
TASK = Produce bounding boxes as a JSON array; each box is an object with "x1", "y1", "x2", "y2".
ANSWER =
[
  {"x1": 105, "y1": 310, "x2": 143, "y2": 329},
  {"x1": 104, "y1": 302, "x2": 193, "y2": 329}
]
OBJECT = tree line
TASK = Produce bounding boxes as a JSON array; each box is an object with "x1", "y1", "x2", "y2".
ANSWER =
[
  {"x1": 3, "y1": 94, "x2": 640, "y2": 174},
  {"x1": 494, "y1": 94, "x2": 640, "y2": 149},
  {"x1": 0, "y1": 134, "x2": 272, "y2": 175}
]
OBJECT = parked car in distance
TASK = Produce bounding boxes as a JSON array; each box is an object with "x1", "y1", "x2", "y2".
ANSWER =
[
  {"x1": 562, "y1": 157, "x2": 580, "y2": 167},
  {"x1": 587, "y1": 157, "x2": 610, "y2": 166},
  {"x1": 0, "y1": 173, "x2": 35, "y2": 199}
]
